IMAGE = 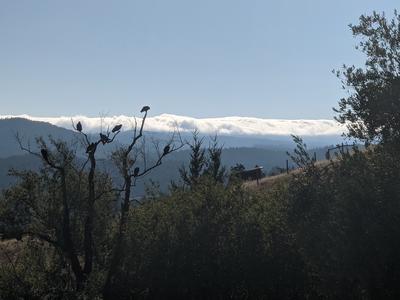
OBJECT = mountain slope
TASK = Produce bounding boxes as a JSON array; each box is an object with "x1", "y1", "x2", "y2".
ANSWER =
[{"x1": 0, "y1": 118, "x2": 79, "y2": 158}]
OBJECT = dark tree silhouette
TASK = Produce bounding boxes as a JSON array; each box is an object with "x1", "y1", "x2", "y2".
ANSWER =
[
  {"x1": 335, "y1": 10, "x2": 400, "y2": 145},
  {"x1": 103, "y1": 106, "x2": 183, "y2": 298}
]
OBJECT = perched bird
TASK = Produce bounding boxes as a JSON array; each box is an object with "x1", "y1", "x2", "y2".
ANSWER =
[
  {"x1": 100, "y1": 133, "x2": 109, "y2": 144},
  {"x1": 133, "y1": 167, "x2": 140, "y2": 177},
  {"x1": 112, "y1": 124, "x2": 122, "y2": 133},
  {"x1": 40, "y1": 149, "x2": 49, "y2": 163},
  {"x1": 140, "y1": 106, "x2": 150, "y2": 113},
  {"x1": 163, "y1": 145, "x2": 170, "y2": 155},
  {"x1": 86, "y1": 143, "x2": 96, "y2": 153},
  {"x1": 76, "y1": 121, "x2": 82, "y2": 132}
]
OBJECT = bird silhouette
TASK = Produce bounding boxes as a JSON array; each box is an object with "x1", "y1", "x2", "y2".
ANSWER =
[
  {"x1": 133, "y1": 167, "x2": 140, "y2": 177},
  {"x1": 40, "y1": 149, "x2": 49, "y2": 162},
  {"x1": 112, "y1": 124, "x2": 122, "y2": 133},
  {"x1": 163, "y1": 145, "x2": 170, "y2": 155},
  {"x1": 140, "y1": 106, "x2": 150, "y2": 113},
  {"x1": 86, "y1": 143, "x2": 95, "y2": 153},
  {"x1": 76, "y1": 121, "x2": 82, "y2": 132},
  {"x1": 99, "y1": 133, "x2": 109, "y2": 144}
]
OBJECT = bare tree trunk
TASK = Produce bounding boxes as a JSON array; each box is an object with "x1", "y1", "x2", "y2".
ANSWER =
[
  {"x1": 83, "y1": 153, "x2": 96, "y2": 275},
  {"x1": 101, "y1": 108, "x2": 181, "y2": 298},
  {"x1": 60, "y1": 169, "x2": 85, "y2": 290},
  {"x1": 103, "y1": 176, "x2": 132, "y2": 299}
]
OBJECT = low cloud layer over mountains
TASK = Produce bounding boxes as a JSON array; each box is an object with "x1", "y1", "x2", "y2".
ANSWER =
[{"x1": 0, "y1": 114, "x2": 344, "y2": 137}]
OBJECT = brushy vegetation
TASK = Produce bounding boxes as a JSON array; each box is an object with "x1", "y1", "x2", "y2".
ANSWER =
[
  {"x1": 2, "y1": 10, "x2": 400, "y2": 299},
  {"x1": 2, "y1": 142, "x2": 400, "y2": 299}
]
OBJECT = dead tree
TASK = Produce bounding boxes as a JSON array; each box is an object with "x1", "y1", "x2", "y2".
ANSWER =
[
  {"x1": 72, "y1": 120, "x2": 122, "y2": 277},
  {"x1": 102, "y1": 106, "x2": 184, "y2": 298},
  {"x1": 14, "y1": 107, "x2": 183, "y2": 294}
]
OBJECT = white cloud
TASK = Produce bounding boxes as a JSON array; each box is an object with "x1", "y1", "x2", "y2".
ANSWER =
[{"x1": 0, "y1": 113, "x2": 345, "y2": 136}]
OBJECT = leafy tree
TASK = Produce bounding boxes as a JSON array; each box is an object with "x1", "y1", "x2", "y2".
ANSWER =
[
  {"x1": 0, "y1": 138, "x2": 116, "y2": 296},
  {"x1": 335, "y1": 10, "x2": 400, "y2": 145}
]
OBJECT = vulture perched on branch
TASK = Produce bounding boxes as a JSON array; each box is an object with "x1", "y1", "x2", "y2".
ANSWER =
[
  {"x1": 163, "y1": 145, "x2": 170, "y2": 156},
  {"x1": 133, "y1": 167, "x2": 140, "y2": 177},
  {"x1": 100, "y1": 133, "x2": 110, "y2": 145},
  {"x1": 40, "y1": 149, "x2": 49, "y2": 163},
  {"x1": 76, "y1": 121, "x2": 82, "y2": 132},
  {"x1": 112, "y1": 124, "x2": 122, "y2": 133},
  {"x1": 140, "y1": 106, "x2": 150, "y2": 113}
]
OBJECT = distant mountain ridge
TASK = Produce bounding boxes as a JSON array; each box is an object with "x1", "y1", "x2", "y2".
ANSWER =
[
  {"x1": 0, "y1": 117, "x2": 346, "y2": 158},
  {"x1": 0, "y1": 117, "x2": 341, "y2": 193},
  {"x1": 0, "y1": 118, "x2": 79, "y2": 158}
]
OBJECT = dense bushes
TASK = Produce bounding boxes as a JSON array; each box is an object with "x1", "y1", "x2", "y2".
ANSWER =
[
  {"x1": 1, "y1": 126, "x2": 400, "y2": 300},
  {"x1": 108, "y1": 144, "x2": 400, "y2": 299},
  {"x1": 122, "y1": 178, "x2": 305, "y2": 299},
  {"x1": 2, "y1": 142, "x2": 400, "y2": 299},
  {"x1": 286, "y1": 145, "x2": 400, "y2": 299}
]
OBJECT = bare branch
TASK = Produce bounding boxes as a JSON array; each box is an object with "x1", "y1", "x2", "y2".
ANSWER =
[
  {"x1": 127, "y1": 111, "x2": 148, "y2": 154},
  {"x1": 16, "y1": 133, "x2": 63, "y2": 170},
  {"x1": 132, "y1": 140, "x2": 185, "y2": 179},
  {"x1": 92, "y1": 187, "x2": 125, "y2": 202}
]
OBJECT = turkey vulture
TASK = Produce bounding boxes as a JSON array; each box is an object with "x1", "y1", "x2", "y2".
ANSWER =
[
  {"x1": 140, "y1": 106, "x2": 150, "y2": 113},
  {"x1": 76, "y1": 121, "x2": 82, "y2": 132},
  {"x1": 100, "y1": 133, "x2": 109, "y2": 144},
  {"x1": 112, "y1": 124, "x2": 122, "y2": 133},
  {"x1": 133, "y1": 167, "x2": 140, "y2": 177},
  {"x1": 163, "y1": 145, "x2": 170, "y2": 155},
  {"x1": 40, "y1": 149, "x2": 49, "y2": 162}
]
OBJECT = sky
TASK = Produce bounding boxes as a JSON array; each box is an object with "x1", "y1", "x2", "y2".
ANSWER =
[{"x1": 0, "y1": 0, "x2": 398, "y2": 119}]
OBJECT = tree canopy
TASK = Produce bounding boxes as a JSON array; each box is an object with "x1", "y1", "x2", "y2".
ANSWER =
[{"x1": 335, "y1": 10, "x2": 400, "y2": 145}]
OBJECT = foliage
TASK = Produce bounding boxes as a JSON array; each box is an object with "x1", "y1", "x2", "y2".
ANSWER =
[
  {"x1": 335, "y1": 10, "x2": 400, "y2": 144},
  {"x1": 177, "y1": 131, "x2": 226, "y2": 189},
  {"x1": 0, "y1": 139, "x2": 115, "y2": 298},
  {"x1": 178, "y1": 130, "x2": 207, "y2": 187},
  {"x1": 122, "y1": 177, "x2": 305, "y2": 299},
  {"x1": 286, "y1": 145, "x2": 400, "y2": 299},
  {"x1": 4, "y1": 138, "x2": 400, "y2": 299},
  {"x1": 286, "y1": 135, "x2": 315, "y2": 169}
]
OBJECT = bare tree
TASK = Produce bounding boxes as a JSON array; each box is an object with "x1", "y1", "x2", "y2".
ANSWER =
[
  {"x1": 12, "y1": 107, "x2": 183, "y2": 294},
  {"x1": 71, "y1": 119, "x2": 122, "y2": 277},
  {"x1": 103, "y1": 106, "x2": 184, "y2": 297}
]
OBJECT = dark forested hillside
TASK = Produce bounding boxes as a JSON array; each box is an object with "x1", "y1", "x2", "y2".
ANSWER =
[{"x1": 0, "y1": 146, "x2": 334, "y2": 193}]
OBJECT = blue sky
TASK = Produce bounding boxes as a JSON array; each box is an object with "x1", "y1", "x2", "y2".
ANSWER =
[{"x1": 0, "y1": 0, "x2": 398, "y2": 119}]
